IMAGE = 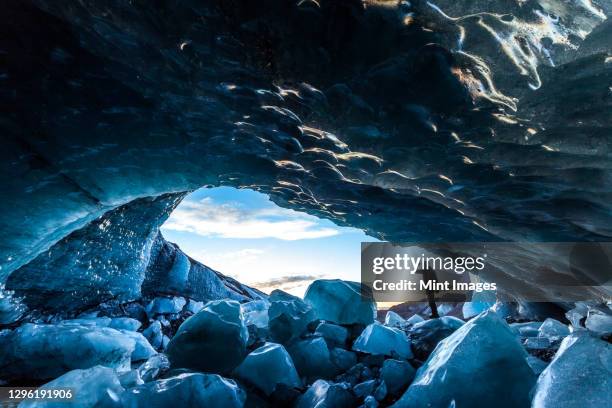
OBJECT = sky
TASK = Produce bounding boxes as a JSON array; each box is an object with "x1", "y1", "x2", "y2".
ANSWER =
[{"x1": 161, "y1": 187, "x2": 379, "y2": 297}]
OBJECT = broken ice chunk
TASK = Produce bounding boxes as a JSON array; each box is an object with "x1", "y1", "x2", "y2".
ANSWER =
[
  {"x1": 315, "y1": 322, "x2": 349, "y2": 346},
  {"x1": 20, "y1": 366, "x2": 124, "y2": 408},
  {"x1": 363, "y1": 395, "x2": 378, "y2": 408},
  {"x1": 0, "y1": 323, "x2": 135, "y2": 381},
  {"x1": 408, "y1": 316, "x2": 464, "y2": 360},
  {"x1": 166, "y1": 300, "x2": 248, "y2": 374},
  {"x1": 585, "y1": 308, "x2": 612, "y2": 336},
  {"x1": 142, "y1": 321, "x2": 163, "y2": 349},
  {"x1": 565, "y1": 302, "x2": 590, "y2": 328},
  {"x1": 380, "y1": 359, "x2": 415, "y2": 396},
  {"x1": 523, "y1": 337, "x2": 552, "y2": 350},
  {"x1": 405, "y1": 314, "x2": 424, "y2": 325},
  {"x1": 121, "y1": 373, "x2": 245, "y2": 408},
  {"x1": 145, "y1": 297, "x2": 186, "y2": 317},
  {"x1": 538, "y1": 318, "x2": 570, "y2": 342},
  {"x1": 233, "y1": 342, "x2": 301, "y2": 395},
  {"x1": 353, "y1": 323, "x2": 412, "y2": 359},
  {"x1": 117, "y1": 330, "x2": 157, "y2": 361},
  {"x1": 353, "y1": 379, "x2": 377, "y2": 398},
  {"x1": 296, "y1": 380, "x2": 355, "y2": 408},
  {"x1": 138, "y1": 354, "x2": 170, "y2": 383},
  {"x1": 185, "y1": 299, "x2": 204, "y2": 315},
  {"x1": 330, "y1": 348, "x2": 358, "y2": 372},
  {"x1": 241, "y1": 299, "x2": 270, "y2": 329},
  {"x1": 532, "y1": 333, "x2": 611, "y2": 408},
  {"x1": 109, "y1": 317, "x2": 142, "y2": 332},
  {"x1": 289, "y1": 337, "x2": 336, "y2": 381},
  {"x1": 304, "y1": 279, "x2": 376, "y2": 325},
  {"x1": 384, "y1": 311, "x2": 406, "y2": 328},
  {"x1": 462, "y1": 290, "x2": 496, "y2": 319},
  {"x1": 393, "y1": 311, "x2": 536, "y2": 408},
  {"x1": 510, "y1": 321, "x2": 542, "y2": 338},
  {"x1": 268, "y1": 290, "x2": 316, "y2": 344}
]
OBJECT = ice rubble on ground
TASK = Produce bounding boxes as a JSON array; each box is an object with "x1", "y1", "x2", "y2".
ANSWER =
[
  {"x1": 166, "y1": 300, "x2": 248, "y2": 374},
  {"x1": 121, "y1": 373, "x2": 245, "y2": 408},
  {"x1": 304, "y1": 279, "x2": 376, "y2": 325},
  {"x1": 233, "y1": 342, "x2": 301, "y2": 395},
  {"x1": 353, "y1": 324, "x2": 412, "y2": 360},
  {"x1": 393, "y1": 311, "x2": 536, "y2": 408},
  {"x1": 20, "y1": 366, "x2": 124, "y2": 408},
  {"x1": 3, "y1": 278, "x2": 611, "y2": 408},
  {"x1": 532, "y1": 333, "x2": 612, "y2": 408}
]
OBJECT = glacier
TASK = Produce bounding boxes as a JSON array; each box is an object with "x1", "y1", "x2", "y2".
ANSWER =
[{"x1": 0, "y1": 0, "x2": 611, "y2": 406}]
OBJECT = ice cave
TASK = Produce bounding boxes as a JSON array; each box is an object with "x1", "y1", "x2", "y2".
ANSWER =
[{"x1": 1, "y1": 0, "x2": 611, "y2": 407}]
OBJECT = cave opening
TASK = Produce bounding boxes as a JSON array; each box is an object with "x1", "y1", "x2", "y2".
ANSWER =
[{"x1": 160, "y1": 186, "x2": 379, "y2": 297}]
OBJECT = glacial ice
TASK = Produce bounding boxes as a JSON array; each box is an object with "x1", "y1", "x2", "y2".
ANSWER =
[
  {"x1": 532, "y1": 333, "x2": 612, "y2": 408},
  {"x1": 109, "y1": 317, "x2": 142, "y2": 332},
  {"x1": 145, "y1": 296, "x2": 186, "y2": 317},
  {"x1": 233, "y1": 342, "x2": 301, "y2": 395},
  {"x1": 538, "y1": 318, "x2": 570, "y2": 342},
  {"x1": 296, "y1": 380, "x2": 356, "y2": 408},
  {"x1": 584, "y1": 308, "x2": 612, "y2": 335},
  {"x1": 353, "y1": 323, "x2": 412, "y2": 359},
  {"x1": 408, "y1": 316, "x2": 464, "y2": 360},
  {"x1": 117, "y1": 330, "x2": 157, "y2": 361},
  {"x1": 241, "y1": 299, "x2": 270, "y2": 329},
  {"x1": 289, "y1": 337, "x2": 336, "y2": 381},
  {"x1": 380, "y1": 359, "x2": 415, "y2": 396},
  {"x1": 384, "y1": 311, "x2": 406, "y2": 328},
  {"x1": 510, "y1": 321, "x2": 542, "y2": 338},
  {"x1": 462, "y1": 290, "x2": 496, "y2": 319},
  {"x1": 353, "y1": 379, "x2": 377, "y2": 397},
  {"x1": 121, "y1": 373, "x2": 246, "y2": 408},
  {"x1": 142, "y1": 321, "x2": 163, "y2": 349},
  {"x1": 268, "y1": 290, "x2": 316, "y2": 344},
  {"x1": 405, "y1": 314, "x2": 424, "y2": 325},
  {"x1": 393, "y1": 311, "x2": 536, "y2": 408},
  {"x1": 138, "y1": 354, "x2": 170, "y2": 383},
  {"x1": 330, "y1": 347, "x2": 358, "y2": 372},
  {"x1": 0, "y1": 323, "x2": 135, "y2": 381},
  {"x1": 20, "y1": 366, "x2": 124, "y2": 408},
  {"x1": 315, "y1": 322, "x2": 349, "y2": 346},
  {"x1": 304, "y1": 279, "x2": 376, "y2": 325},
  {"x1": 166, "y1": 300, "x2": 248, "y2": 374},
  {"x1": 185, "y1": 299, "x2": 204, "y2": 315}
]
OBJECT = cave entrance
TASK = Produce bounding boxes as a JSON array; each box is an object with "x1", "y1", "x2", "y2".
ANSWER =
[{"x1": 161, "y1": 187, "x2": 378, "y2": 297}]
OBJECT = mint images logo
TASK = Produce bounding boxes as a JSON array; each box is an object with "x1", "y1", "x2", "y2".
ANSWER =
[{"x1": 361, "y1": 242, "x2": 612, "y2": 303}]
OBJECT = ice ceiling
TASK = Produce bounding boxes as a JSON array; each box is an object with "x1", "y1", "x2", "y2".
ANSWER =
[{"x1": 1, "y1": 0, "x2": 611, "y2": 321}]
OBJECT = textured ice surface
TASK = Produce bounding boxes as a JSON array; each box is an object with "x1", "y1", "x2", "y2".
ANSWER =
[
  {"x1": 462, "y1": 290, "x2": 496, "y2": 319},
  {"x1": 234, "y1": 342, "x2": 301, "y2": 395},
  {"x1": 289, "y1": 337, "x2": 336, "y2": 381},
  {"x1": 20, "y1": 366, "x2": 124, "y2": 408},
  {"x1": 384, "y1": 311, "x2": 406, "y2": 328},
  {"x1": 538, "y1": 318, "x2": 570, "y2": 342},
  {"x1": 109, "y1": 317, "x2": 142, "y2": 332},
  {"x1": 585, "y1": 308, "x2": 612, "y2": 335},
  {"x1": 405, "y1": 314, "x2": 425, "y2": 325},
  {"x1": 353, "y1": 379, "x2": 377, "y2": 397},
  {"x1": 142, "y1": 321, "x2": 163, "y2": 349},
  {"x1": 353, "y1": 323, "x2": 412, "y2": 359},
  {"x1": 121, "y1": 373, "x2": 245, "y2": 408},
  {"x1": 380, "y1": 359, "x2": 416, "y2": 396},
  {"x1": 408, "y1": 316, "x2": 464, "y2": 360},
  {"x1": 0, "y1": 323, "x2": 135, "y2": 381},
  {"x1": 241, "y1": 299, "x2": 270, "y2": 329},
  {"x1": 166, "y1": 300, "x2": 247, "y2": 374},
  {"x1": 510, "y1": 321, "x2": 542, "y2": 338},
  {"x1": 145, "y1": 297, "x2": 186, "y2": 316},
  {"x1": 185, "y1": 299, "x2": 204, "y2": 315},
  {"x1": 330, "y1": 348, "x2": 358, "y2": 372},
  {"x1": 393, "y1": 311, "x2": 536, "y2": 408},
  {"x1": 138, "y1": 354, "x2": 170, "y2": 383},
  {"x1": 117, "y1": 330, "x2": 157, "y2": 361},
  {"x1": 268, "y1": 290, "x2": 316, "y2": 344},
  {"x1": 305, "y1": 280, "x2": 375, "y2": 325},
  {"x1": 315, "y1": 322, "x2": 349, "y2": 347},
  {"x1": 532, "y1": 333, "x2": 612, "y2": 408},
  {"x1": 296, "y1": 380, "x2": 355, "y2": 408}
]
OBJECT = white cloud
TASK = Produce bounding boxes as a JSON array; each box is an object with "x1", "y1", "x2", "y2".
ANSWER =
[{"x1": 162, "y1": 198, "x2": 339, "y2": 240}]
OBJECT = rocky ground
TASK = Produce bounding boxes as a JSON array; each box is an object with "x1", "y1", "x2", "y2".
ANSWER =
[{"x1": 1, "y1": 279, "x2": 610, "y2": 407}]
